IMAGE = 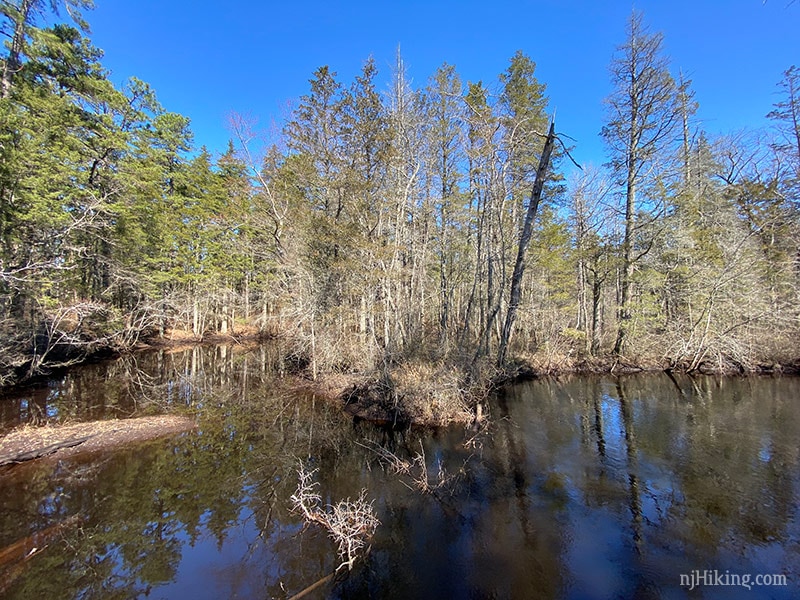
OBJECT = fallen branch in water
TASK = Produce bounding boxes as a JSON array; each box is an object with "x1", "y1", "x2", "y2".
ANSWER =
[
  {"x1": 286, "y1": 571, "x2": 336, "y2": 600},
  {"x1": 290, "y1": 464, "x2": 379, "y2": 572},
  {"x1": 358, "y1": 439, "x2": 469, "y2": 497},
  {"x1": 0, "y1": 514, "x2": 85, "y2": 596}
]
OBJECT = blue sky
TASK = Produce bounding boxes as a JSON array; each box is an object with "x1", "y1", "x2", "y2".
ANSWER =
[{"x1": 85, "y1": 0, "x2": 798, "y2": 169}]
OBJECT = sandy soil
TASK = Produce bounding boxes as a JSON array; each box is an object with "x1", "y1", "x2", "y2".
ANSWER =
[{"x1": 0, "y1": 415, "x2": 197, "y2": 466}]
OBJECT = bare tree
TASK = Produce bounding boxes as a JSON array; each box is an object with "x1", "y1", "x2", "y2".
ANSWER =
[
  {"x1": 601, "y1": 10, "x2": 682, "y2": 355},
  {"x1": 568, "y1": 166, "x2": 615, "y2": 355},
  {"x1": 767, "y1": 65, "x2": 800, "y2": 198}
]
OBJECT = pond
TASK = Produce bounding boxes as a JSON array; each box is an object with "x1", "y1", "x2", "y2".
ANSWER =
[{"x1": 0, "y1": 345, "x2": 798, "y2": 599}]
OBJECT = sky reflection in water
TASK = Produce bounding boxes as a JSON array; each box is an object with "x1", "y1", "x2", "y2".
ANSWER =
[{"x1": 0, "y1": 346, "x2": 798, "y2": 599}]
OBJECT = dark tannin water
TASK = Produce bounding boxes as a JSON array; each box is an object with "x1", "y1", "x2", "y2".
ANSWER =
[{"x1": 0, "y1": 346, "x2": 798, "y2": 599}]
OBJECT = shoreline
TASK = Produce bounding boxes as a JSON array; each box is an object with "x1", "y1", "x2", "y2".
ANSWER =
[
  {"x1": 2, "y1": 332, "x2": 798, "y2": 429},
  {"x1": 0, "y1": 340, "x2": 797, "y2": 469},
  {"x1": 4, "y1": 325, "x2": 798, "y2": 394},
  {"x1": 0, "y1": 415, "x2": 198, "y2": 472}
]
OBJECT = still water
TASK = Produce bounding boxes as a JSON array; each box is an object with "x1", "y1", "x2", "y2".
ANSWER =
[{"x1": 0, "y1": 345, "x2": 798, "y2": 599}]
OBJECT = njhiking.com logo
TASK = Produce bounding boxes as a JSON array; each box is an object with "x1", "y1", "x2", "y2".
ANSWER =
[{"x1": 680, "y1": 569, "x2": 788, "y2": 591}]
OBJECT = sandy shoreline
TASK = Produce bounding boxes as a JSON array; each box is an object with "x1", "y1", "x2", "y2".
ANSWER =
[{"x1": 0, "y1": 415, "x2": 197, "y2": 467}]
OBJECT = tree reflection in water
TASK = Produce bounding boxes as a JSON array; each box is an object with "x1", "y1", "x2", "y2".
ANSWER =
[{"x1": 0, "y1": 348, "x2": 798, "y2": 599}]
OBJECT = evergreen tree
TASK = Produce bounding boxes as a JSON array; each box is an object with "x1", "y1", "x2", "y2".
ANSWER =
[{"x1": 0, "y1": 0, "x2": 94, "y2": 97}]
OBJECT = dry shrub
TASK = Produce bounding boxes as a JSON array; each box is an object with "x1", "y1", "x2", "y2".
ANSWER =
[
  {"x1": 282, "y1": 325, "x2": 379, "y2": 377},
  {"x1": 342, "y1": 359, "x2": 475, "y2": 428},
  {"x1": 389, "y1": 362, "x2": 472, "y2": 427}
]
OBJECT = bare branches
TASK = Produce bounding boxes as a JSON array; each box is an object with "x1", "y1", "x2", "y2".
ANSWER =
[
  {"x1": 601, "y1": 10, "x2": 685, "y2": 356},
  {"x1": 602, "y1": 11, "x2": 682, "y2": 184},
  {"x1": 290, "y1": 464, "x2": 379, "y2": 572},
  {"x1": 359, "y1": 440, "x2": 468, "y2": 497},
  {"x1": 228, "y1": 112, "x2": 289, "y2": 259}
]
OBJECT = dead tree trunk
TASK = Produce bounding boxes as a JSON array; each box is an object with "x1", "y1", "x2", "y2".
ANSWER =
[
  {"x1": 497, "y1": 121, "x2": 556, "y2": 367},
  {"x1": 1, "y1": 0, "x2": 34, "y2": 99}
]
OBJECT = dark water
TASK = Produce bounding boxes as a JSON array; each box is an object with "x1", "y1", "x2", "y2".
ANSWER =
[{"x1": 0, "y1": 346, "x2": 798, "y2": 599}]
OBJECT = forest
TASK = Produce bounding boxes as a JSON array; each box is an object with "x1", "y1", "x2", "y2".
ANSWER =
[{"x1": 1, "y1": 1, "x2": 798, "y2": 396}]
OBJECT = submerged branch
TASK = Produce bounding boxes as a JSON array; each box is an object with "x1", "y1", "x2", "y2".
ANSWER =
[{"x1": 290, "y1": 464, "x2": 380, "y2": 572}]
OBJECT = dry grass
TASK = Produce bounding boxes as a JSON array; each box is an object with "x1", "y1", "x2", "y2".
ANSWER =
[
  {"x1": 390, "y1": 362, "x2": 473, "y2": 426},
  {"x1": 341, "y1": 360, "x2": 474, "y2": 427}
]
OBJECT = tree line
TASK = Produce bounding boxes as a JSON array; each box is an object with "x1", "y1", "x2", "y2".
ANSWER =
[{"x1": 1, "y1": 3, "x2": 797, "y2": 387}]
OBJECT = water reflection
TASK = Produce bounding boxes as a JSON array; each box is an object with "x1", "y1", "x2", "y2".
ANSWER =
[{"x1": 0, "y1": 349, "x2": 798, "y2": 599}]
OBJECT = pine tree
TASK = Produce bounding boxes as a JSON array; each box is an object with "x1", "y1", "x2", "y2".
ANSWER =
[{"x1": 0, "y1": 0, "x2": 94, "y2": 97}]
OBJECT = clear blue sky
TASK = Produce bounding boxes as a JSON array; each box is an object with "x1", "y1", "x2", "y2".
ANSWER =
[{"x1": 86, "y1": 0, "x2": 798, "y2": 169}]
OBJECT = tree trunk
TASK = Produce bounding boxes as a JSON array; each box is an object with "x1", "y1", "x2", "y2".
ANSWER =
[
  {"x1": 614, "y1": 173, "x2": 635, "y2": 355},
  {"x1": 220, "y1": 293, "x2": 229, "y2": 334},
  {"x1": 497, "y1": 121, "x2": 556, "y2": 367},
  {"x1": 590, "y1": 270, "x2": 602, "y2": 355},
  {"x1": 1, "y1": 0, "x2": 33, "y2": 99},
  {"x1": 192, "y1": 298, "x2": 200, "y2": 336}
]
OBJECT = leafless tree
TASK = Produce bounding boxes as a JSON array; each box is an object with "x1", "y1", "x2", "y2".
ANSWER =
[{"x1": 602, "y1": 10, "x2": 682, "y2": 355}]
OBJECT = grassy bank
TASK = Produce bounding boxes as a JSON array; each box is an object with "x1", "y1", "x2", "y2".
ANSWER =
[{"x1": 2, "y1": 319, "x2": 798, "y2": 431}]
